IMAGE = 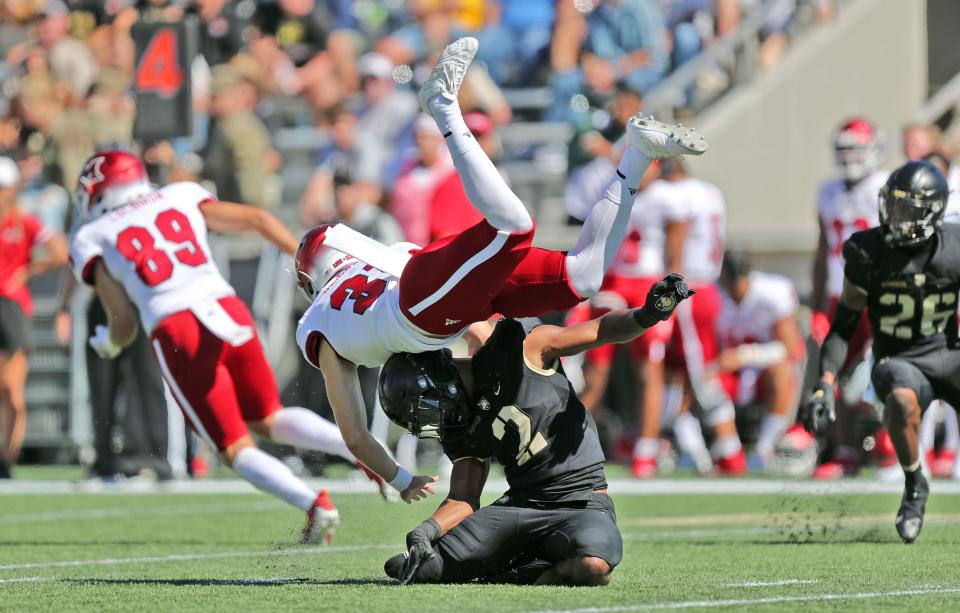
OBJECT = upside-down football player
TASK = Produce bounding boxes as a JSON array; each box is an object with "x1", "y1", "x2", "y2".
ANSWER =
[
  {"x1": 801, "y1": 160, "x2": 960, "y2": 543},
  {"x1": 68, "y1": 151, "x2": 393, "y2": 543},
  {"x1": 377, "y1": 275, "x2": 693, "y2": 585},
  {"x1": 294, "y1": 37, "x2": 708, "y2": 503}
]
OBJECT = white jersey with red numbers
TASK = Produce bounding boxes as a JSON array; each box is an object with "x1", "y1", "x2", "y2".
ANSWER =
[
  {"x1": 651, "y1": 177, "x2": 726, "y2": 283},
  {"x1": 69, "y1": 182, "x2": 234, "y2": 333},
  {"x1": 607, "y1": 189, "x2": 665, "y2": 278},
  {"x1": 296, "y1": 253, "x2": 454, "y2": 369},
  {"x1": 817, "y1": 171, "x2": 885, "y2": 299},
  {"x1": 718, "y1": 272, "x2": 798, "y2": 347}
]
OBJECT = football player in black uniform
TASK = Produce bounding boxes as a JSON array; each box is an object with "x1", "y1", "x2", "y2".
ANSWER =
[
  {"x1": 377, "y1": 274, "x2": 693, "y2": 586},
  {"x1": 801, "y1": 160, "x2": 958, "y2": 543}
]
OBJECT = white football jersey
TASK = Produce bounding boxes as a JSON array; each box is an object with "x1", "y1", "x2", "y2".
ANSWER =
[
  {"x1": 816, "y1": 171, "x2": 885, "y2": 299},
  {"x1": 651, "y1": 177, "x2": 726, "y2": 283},
  {"x1": 296, "y1": 257, "x2": 456, "y2": 368},
  {"x1": 607, "y1": 189, "x2": 666, "y2": 278},
  {"x1": 719, "y1": 272, "x2": 798, "y2": 346},
  {"x1": 70, "y1": 182, "x2": 234, "y2": 333},
  {"x1": 945, "y1": 165, "x2": 960, "y2": 223}
]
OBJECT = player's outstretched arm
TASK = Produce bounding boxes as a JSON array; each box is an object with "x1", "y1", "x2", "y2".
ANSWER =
[
  {"x1": 398, "y1": 458, "x2": 488, "y2": 585},
  {"x1": 800, "y1": 277, "x2": 867, "y2": 434},
  {"x1": 523, "y1": 273, "x2": 694, "y2": 369},
  {"x1": 90, "y1": 261, "x2": 138, "y2": 358},
  {"x1": 201, "y1": 202, "x2": 299, "y2": 255},
  {"x1": 316, "y1": 339, "x2": 438, "y2": 502}
]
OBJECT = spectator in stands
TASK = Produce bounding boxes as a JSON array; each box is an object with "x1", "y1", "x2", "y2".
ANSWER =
[
  {"x1": 352, "y1": 52, "x2": 419, "y2": 186},
  {"x1": 14, "y1": 146, "x2": 69, "y2": 231},
  {"x1": 203, "y1": 63, "x2": 280, "y2": 209},
  {"x1": 192, "y1": 0, "x2": 257, "y2": 68},
  {"x1": 389, "y1": 113, "x2": 452, "y2": 246},
  {"x1": 902, "y1": 122, "x2": 940, "y2": 162},
  {"x1": 428, "y1": 111, "x2": 502, "y2": 241},
  {"x1": 924, "y1": 151, "x2": 960, "y2": 222},
  {"x1": 474, "y1": 0, "x2": 556, "y2": 86},
  {"x1": 251, "y1": 0, "x2": 359, "y2": 95},
  {"x1": 0, "y1": 156, "x2": 68, "y2": 478},
  {"x1": 301, "y1": 104, "x2": 383, "y2": 226},
  {"x1": 549, "y1": 0, "x2": 668, "y2": 121},
  {"x1": 33, "y1": 1, "x2": 98, "y2": 104},
  {"x1": 715, "y1": 250, "x2": 805, "y2": 470}
]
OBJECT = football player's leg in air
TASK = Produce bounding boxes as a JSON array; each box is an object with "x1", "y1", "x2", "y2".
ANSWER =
[{"x1": 401, "y1": 37, "x2": 708, "y2": 336}]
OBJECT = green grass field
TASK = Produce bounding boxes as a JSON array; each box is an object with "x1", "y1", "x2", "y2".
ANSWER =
[{"x1": 3, "y1": 476, "x2": 960, "y2": 612}]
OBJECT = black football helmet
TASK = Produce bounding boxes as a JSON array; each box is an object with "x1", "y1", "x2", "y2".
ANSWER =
[
  {"x1": 879, "y1": 160, "x2": 949, "y2": 246},
  {"x1": 378, "y1": 350, "x2": 471, "y2": 441}
]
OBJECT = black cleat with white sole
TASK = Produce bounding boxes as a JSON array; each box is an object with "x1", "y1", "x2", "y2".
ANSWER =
[{"x1": 896, "y1": 469, "x2": 929, "y2": 544}]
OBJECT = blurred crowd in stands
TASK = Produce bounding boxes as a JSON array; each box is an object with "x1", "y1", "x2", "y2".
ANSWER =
[{"x1": 24, "y1": 0, "x2": 960, "y2": 485}]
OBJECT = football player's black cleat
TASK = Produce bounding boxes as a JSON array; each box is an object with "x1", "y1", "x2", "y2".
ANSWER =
[
  {"x1": 896, "y1": 469, "x2": 929, "y2": 544},
  {"x1": 879, "y1": 160, "x2": 949, "y2": 246}
]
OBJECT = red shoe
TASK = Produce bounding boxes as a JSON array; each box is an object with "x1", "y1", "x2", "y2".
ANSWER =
[
  {"x1": 873, "y1": 427, "x2": 898, "y2": 468},
  {"x1": 812, "y1": 456, "x2": 859, "y2": 480},
  {"x1": 301, "y1": 489, "x2": 340, "y2": 545},
  {"x1": 357, "y1": 463, "x2": 400, "y2": 502},
  {"x1": 932, "y1": 449, "x2": 956, "y2": 478},
  {"x1": 713, "y1": 449, "x2": 747, "y2": 475},
  {"x1": 631, "y1": 455, "x2": 657, "y2": 479}
]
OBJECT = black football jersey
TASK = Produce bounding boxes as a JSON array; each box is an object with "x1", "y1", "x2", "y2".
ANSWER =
[
  {"x1": 441, "y1": 318, "x2": 607, "y2": 502},
  {"x1": 843, "y1": 224, "x2": 960, "y2": 359}
]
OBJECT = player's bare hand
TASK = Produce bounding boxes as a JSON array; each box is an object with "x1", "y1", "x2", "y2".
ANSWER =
[
  {"x1": 55, "y1": 311, "x2": 72, "y2": 346},
  {"x1": 400, "y1": 475, "x2": 439, "y2": 503}
]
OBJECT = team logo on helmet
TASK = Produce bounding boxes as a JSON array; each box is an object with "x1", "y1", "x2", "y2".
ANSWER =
[{"x1": 78, "y1": 156, "x2": 106, "y2": 192}]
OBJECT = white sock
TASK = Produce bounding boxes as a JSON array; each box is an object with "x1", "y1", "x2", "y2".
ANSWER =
[
  {"x1": 633, "y1": 437, "x2": 659, "y2": 459},
  {"x1": 755, "y1": 413, "x2": 789, "y2": 457},
  {"x1": 943, "y1": 403, "x2": 959, "y2": 451},
  {"x1": 919, "y1": 402, "x2": 938, "y2": 455},
  {"x1": 429, "y1": 96, "x2": 532, "y2": 233},
  {"x1": 269, "y1": 407, "x2": 356, "y2": 464},
  {"x1": 231, "y1": 446, "x2": 317, "y2": 512},
  {"x1": 673, "y1": 412, "x2": 712, "y2": 472},
  {"x1": 711, "y1": 434, "x2": 743, "y2": 460},
  {"x1": 565, "y1": 147, "x2": 652, "y2": 298}
]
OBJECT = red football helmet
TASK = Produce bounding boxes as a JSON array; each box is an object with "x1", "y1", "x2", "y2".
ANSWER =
[
  {"x1": 833, "y1": 118, "x2": 883, "y2": 182},
  {"x1": 75, "y1": 150, "x2": 152, "y2": 219},
  {"x1": 295, "y1": 224, "x2": 354, "y2": 301}
]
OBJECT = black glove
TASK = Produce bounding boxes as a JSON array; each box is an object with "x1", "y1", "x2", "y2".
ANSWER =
[
  {"x1": 398, "y1": 518, "x2": 441, "y2": 585},
  {"x1": 634, "y1": 273, "x2": 695, "y2": 328},
  {"x1": 799, "y1": 379, "x2": 836, "y2": 434}
]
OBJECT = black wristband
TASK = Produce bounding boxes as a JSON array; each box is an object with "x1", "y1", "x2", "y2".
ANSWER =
[{"x1": 632, "y1": 307, "x2": 660, "y2": 329}]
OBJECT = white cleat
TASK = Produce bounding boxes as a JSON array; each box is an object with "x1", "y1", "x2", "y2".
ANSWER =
[
  {"x1": 300, "y1": 489, "x2": 341, "y2": 545},
  {"x1": 418, "y1": 36, "x2": 479, "y2": 113},
  {"x1": 626, "y1": 114, "x2": 709, "y2": 159}
]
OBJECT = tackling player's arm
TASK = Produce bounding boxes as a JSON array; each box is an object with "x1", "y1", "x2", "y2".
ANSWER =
[
  {"x1": 399, "y1": 458, "x2": 489, "y2": 585},
  {"x1": 89, "y1": 261, "x2": 139, "y2": 358},
  {"x1": 316, "y1": 338, "x2": 438, "y2": 503},
  {"x1": 201, "y1": 201, "x2": 299, "y2": 255},
  {"x1": 523, "y1": 274, "x2": 694, "y2": 369}
]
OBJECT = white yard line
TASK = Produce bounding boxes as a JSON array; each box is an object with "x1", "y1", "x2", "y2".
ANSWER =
[
  {"x1": 622, "y1": 517, "x2": 960, "y2": 541},
  {"x1": 0, "y1": 501, "x2": 286, "y2": 524},
  {"x1": 0, "y1": 576, "x2": 43, "y2": 584},
  {"x1": 724, "y1": 579, "x2": 817, "y2": 587},
  {"x1": 532, "y1": 586, "x2": 960, "y2": 612},
  {"x1": 6, "y1": 478, "x2": 960, "y2": 496},
  {"x1": 0, "y1": 544, "x2": 397, "y2": 572}
]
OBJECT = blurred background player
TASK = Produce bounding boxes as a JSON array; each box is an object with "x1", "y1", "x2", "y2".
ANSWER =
[
  {"x1": 715, "y1": 250, "x2": 806, "y2": 470},
  {"x1": 68, "y1": 150, "x2": 389, "y2": 542},
  {"x1": 568, "y1": 162, "x2": 683, "y2": 479},
  {"x1": 809, "y1": 117, "x2": 888, "y2": 479},
  {"x1": 0, "y1": 156, "x2": 68, "y2": 478},
  {"x1": 650, "y1": 158, "x2": 742, "y2": 474}
]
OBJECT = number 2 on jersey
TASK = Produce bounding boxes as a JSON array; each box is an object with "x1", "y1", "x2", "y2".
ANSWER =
[
  {"x1": 116, "y1": 209, "x2": 207, "y2": 286},
  {"x1": 492, "y1": 405, "x2": 549, "y2": 466}
]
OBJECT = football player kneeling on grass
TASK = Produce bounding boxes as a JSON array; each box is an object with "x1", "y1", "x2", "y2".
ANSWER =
[{"x1": 379, "y1": 274, "x2": 693, "y2": 585}]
